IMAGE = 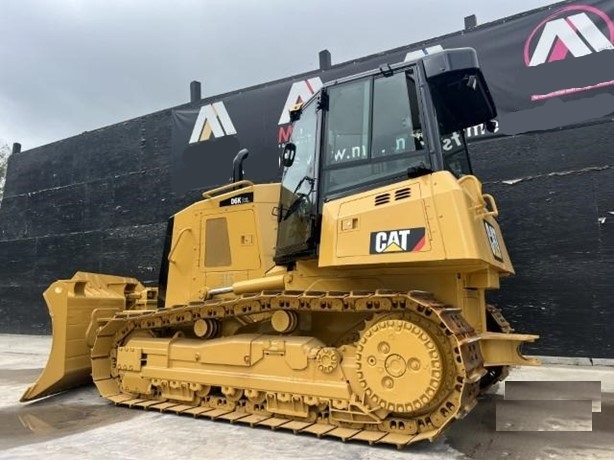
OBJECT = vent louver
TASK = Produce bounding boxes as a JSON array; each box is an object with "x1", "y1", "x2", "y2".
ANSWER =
[
  {"x1": 395, "y1": 187, "x2": 411, "y2": 200},
  {"x1": 374, "y1": 193, "x2": 390, "y2": 206}
]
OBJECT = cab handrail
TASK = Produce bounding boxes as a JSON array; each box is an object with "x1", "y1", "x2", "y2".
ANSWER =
[{"x1": 202, "y1": 180, "x2": 254, "y2": 199}]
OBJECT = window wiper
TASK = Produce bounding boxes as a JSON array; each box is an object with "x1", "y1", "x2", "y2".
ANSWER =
[
  {"x1": 292, "y1": 175, "x2": 315, "y2": 195},
  {"x1": 283, "y1": 176, "x2": 315, "y2": 221}
]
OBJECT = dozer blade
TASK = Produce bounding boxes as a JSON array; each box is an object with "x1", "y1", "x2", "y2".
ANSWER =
[{"x1": 21, "y1": 272, "x2": 143, "y2": 402}]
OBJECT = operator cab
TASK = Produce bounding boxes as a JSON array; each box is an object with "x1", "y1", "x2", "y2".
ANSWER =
[{"x1": 274, "y1": 47, "x2": 497, "y2": 265}]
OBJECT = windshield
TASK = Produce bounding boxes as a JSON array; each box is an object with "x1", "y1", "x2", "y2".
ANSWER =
[{"x1": 322, "y1": 71, "x2": 430, "y2": 197}]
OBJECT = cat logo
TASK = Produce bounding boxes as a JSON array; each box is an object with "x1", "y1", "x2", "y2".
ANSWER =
[
  {"x1": 189, "y1": 101, "x2": 237, "y2": 144},
  {"x1": 369, "y1": 227, "x2": 426, "y2": 254},
  {"x1": 484, "y1": 221, "x2": 503, "y2": 262}
]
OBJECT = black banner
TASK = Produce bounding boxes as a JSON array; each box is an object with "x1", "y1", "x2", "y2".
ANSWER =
[{"x1": 172, "y1": 0, "x2": 614, "y2": 193}]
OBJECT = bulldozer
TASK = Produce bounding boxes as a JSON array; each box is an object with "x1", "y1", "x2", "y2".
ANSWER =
[{"x1": 21, "y1": 47, "x2": 539, "y2": 448}]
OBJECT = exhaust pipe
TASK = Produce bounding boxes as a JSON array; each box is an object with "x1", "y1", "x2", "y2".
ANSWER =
[{"x1": 232, "y1": 148, "x2": 250, "y2": 182}]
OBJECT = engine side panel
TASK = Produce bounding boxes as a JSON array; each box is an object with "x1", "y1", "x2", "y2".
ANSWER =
[
  {"x1": 318, "y1": 171, "x2": 513, "y2": 276},
  {"x1": 165, "y1": 183, "x2": 280, "y2": 307}
]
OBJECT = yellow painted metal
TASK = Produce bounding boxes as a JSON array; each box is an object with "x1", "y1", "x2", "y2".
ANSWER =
[
  {"x1": 479, "y1": 332, "x2": 541, "y2": 366},
  {"x1": 232, "y1": 274, "x2": 287, "y2": 295},
  {"x1": 21, "y1": 168, "x2": 539, "y2": 448},
  {"x1": 270, "y1": 310, "x2": 298, "y2": 333},
  {"x1": 318, "y1": 170, "x2": 513, "y2": 273},
  {"x1": 356, "y1": 318, "x2": 444, "y2": 412},
  {"x1": 121, "y1": 335, "x2": 353, "y2": 400},
  {"x1": 165, "y1": 182, "x2": 280, "y2": 307},
  {"x1": 20, "y1": 272, "x2": 144, "y2": 402},
  {"x1": 86, "y1": 290, "x2": 485, "y2": 445}
]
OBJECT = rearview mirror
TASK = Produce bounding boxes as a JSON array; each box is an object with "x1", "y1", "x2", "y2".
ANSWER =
[
  {"x1": 289, "y1": 103, "x2": 303, "y2": 122},
  {"x1": 282, "y1": 143, "x2": 296, "y2": 167}
]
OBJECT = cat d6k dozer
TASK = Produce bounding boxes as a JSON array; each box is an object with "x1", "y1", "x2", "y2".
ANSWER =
[{"x1": 22, "y1": 48, "x2": 539, "y2": 449}]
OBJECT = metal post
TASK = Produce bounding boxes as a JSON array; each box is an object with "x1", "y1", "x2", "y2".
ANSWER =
[
  {"x1": 319, "y1": 50, "x2": 332, "y2": 71},
  {"x1": 190, "y1": 81, "x2": 202, "y2": 103},
  {"x1": 464, "y1": 15, "x2": 477, "y2": 30}
]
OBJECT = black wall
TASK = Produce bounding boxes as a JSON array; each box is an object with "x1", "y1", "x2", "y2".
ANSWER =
[
  {"x1": 0, "y1": 109, "x2": 198, "y2": 332},
  {"x1": 474, "y1": 122, "x2": 614, "y2": 358}
]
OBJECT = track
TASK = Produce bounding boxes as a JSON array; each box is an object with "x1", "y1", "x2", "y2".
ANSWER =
[
  {"x1": 479, "y1": 305, "x2": 513, "y2": 392},
  {"x1": 91, "y1": 290, "x2": 485, "y2": 449}
]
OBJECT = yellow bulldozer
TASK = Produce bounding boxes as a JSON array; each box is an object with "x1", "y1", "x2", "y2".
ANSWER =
[{"x1": 21, "y1": 48, "x2": 538, "y2": 448}]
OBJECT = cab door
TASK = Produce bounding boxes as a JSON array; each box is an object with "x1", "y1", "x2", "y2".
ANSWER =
[{"x1": 274, "y1": 99, "x2": 320, "y2": 264}]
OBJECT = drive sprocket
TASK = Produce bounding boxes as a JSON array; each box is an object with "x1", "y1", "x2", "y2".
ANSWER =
[{"x1": 356, "y1": 318, "x2": 443, "y2": 413}]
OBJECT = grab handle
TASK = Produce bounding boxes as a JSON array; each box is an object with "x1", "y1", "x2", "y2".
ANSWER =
[
  {"x1": 202, "y1": 180, "x2": 254, "y2": 199},
  {"x1": 481, "y1": 193, "x2": 499, "y2": 218}
]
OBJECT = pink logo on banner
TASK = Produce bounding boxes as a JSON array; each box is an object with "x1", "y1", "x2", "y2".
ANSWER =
[{"x1": 524, "y1": 4, "x2": 614, "y2": 67}]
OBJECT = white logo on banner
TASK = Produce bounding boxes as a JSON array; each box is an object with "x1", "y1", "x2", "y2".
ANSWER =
[{"x1": 189, "y1": 102, "x2": 237, "y2": 144}]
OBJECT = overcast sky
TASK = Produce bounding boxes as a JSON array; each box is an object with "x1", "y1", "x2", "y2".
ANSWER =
[{"x1": 0, "y1": 0, "x2": 557, "y2": 151}]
